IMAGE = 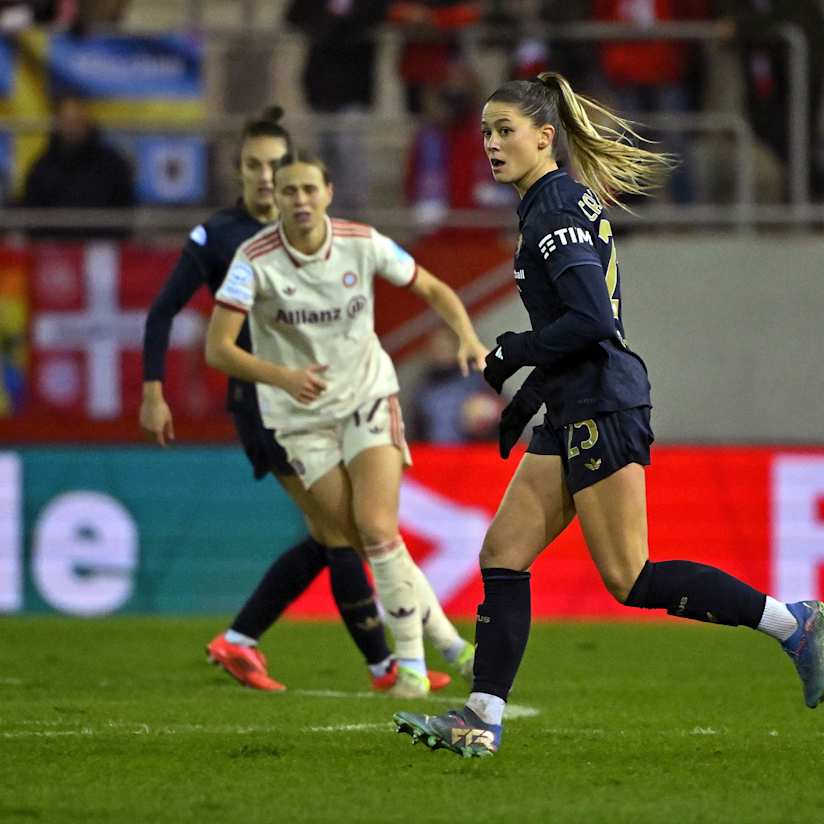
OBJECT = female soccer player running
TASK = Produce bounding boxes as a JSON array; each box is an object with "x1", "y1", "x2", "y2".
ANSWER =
[
  {"x1": 141, "y1": 107, "x2": 454, "y2": 693},
  {"x1": 206, "y1": 150, "x2": 485, "y2": 698},
  {"x1": 394, "y1": 71, "x2": 824, "y2": 754}
]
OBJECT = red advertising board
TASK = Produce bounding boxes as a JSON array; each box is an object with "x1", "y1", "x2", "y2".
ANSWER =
[{"x1": 287, "y1": 445, "x2": 824, "y2": 619}]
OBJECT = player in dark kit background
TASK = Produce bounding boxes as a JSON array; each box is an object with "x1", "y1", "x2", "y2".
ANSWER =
[
  {"x1": 140, "y1": 106, "x2": 448, "y2": 693},
  {"x1": 394, "y1": 71, "x2": 824, "y2": 757}
]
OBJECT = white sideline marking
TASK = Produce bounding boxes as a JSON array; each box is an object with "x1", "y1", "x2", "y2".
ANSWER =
[
  {"x1": 0, "y1": 692, "x2": 541, "y2": 739},
  {"x1": 20, "y1": 719, "x2": 68, "y2": 726},
  {"x1": 0, "y1": 723, "x2": 282, "y2": 739},
  {"x1": 0, "y1": 721, "x2": 797, "y2": 740},
  {"x1": 293, "y1": 689, "x2": 540, "y2": 719},
  {"x1": 305, "y1": 723, "x2": 392, "y2": 734},
  {"x1": 1, "y1": 730, "x2": 94, "y2": 738}
]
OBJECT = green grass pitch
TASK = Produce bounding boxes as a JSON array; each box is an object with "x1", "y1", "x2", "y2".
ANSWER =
[{"x1": 1, "y1": 616, "x2": 820, "y2": 823}]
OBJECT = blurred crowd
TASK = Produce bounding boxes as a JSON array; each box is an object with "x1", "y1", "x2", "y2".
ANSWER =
[
  {"x1": 3, "y1": 1, "x2": 824, "y2": 218},
  {"x1": 0, "y1": 0, "x2": 127, "y2": 32},
  {"x1": 4, "y1": 0, "x2": 824, "y2": 220}
]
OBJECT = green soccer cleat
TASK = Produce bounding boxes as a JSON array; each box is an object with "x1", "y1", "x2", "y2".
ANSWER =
[
  {"x1": 393, "y1": 707, "x2": 501, "y2": 758},
  {"x1": 782, "y1": 600, "x2": 824, "y2": 708},
  {"x1": 387, "y1": 665, "x2": 430, "y2": 699}
]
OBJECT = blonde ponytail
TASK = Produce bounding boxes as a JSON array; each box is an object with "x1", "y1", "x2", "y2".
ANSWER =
[
  {"x1": 487, "y1": 72, "x2": 677, "y2": 209},
  {"x1": 538, "y1": 72, "x2": 676, "y2": 208}
]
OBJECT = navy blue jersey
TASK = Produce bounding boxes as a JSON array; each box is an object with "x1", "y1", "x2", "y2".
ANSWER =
[
  {"x1": 512, "y1": 169, "x2": 650, "y2": 426},
  {"x1": 142, "y1": 205, "x2": 268, "y2": 413}
]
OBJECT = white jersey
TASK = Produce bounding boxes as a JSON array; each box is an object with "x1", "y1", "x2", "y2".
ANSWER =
[{"x1": 215, "y1": 216, "x2": 417, "y2": 433}]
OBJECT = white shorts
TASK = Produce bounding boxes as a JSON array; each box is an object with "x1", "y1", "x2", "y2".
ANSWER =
[{"x1": 275, "y1": 394, "x2": 413, "y2": 490}]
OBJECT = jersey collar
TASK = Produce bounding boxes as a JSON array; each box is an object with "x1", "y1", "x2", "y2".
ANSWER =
[
  {"x1": 277, "y1": 215, "x2": 334, "y2": 267},
  {"x1": 517, "y1": 168, "x2": 567, "y2": 222}
]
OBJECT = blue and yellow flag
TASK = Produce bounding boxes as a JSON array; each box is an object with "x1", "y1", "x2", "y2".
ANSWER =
[{"x1": 0, "y1": 30, "x2": 205, "y2": 204}]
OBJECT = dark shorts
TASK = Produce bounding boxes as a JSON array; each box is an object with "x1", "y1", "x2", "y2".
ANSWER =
[
  {"x1": 526, "y1": 406, "x2": 653, "y2": 495},
  {"x1": 231, "y1": 409, "x2": 294, "y2": 480}
]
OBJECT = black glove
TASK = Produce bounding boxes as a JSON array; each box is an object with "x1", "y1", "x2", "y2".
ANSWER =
[
  {"x1": 498, "y1": 369, "x2": 547, "y2": 459},
  {"x1": 482, "y1": 332, "x2": 525, "y2": 394}
]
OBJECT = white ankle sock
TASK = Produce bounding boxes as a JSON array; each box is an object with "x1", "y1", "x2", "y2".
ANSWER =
[
  {"x1": 757, "y1": 596, "x2": 798, "y2": 642},
  {"x1": 466, "y1": 692, "x2": 505, "y2": 726},
  {"x1": 368, "y1": 655, "x2": 394, "y2": 678},
  {"x1": 398, "y1": 657, "x2": 427, "y2": 677},
  {"x1": 224, "y1": 629, "x2": 257, "y2": 646}
]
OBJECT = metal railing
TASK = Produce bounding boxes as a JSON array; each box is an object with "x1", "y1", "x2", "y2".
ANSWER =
[{"x1": 0, "y1": 20, "x2": 819, "y2": 233}]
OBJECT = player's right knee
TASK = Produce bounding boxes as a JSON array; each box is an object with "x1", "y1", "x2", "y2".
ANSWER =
[
  {"x1": 354, "y1": 515, "x2": 397, "y2": 548},
  {"x1": 600, "y1": 563, "x2": 646, "y2": 604},
  {"x1": 601, "y1": 574, "x2": 633, "y2": 604},
  {"x1": 479, "y1": 536, "x2": 527, "y2": 571}
]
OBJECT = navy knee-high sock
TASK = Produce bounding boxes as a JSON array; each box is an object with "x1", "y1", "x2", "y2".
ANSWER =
[
  {"x1": 625, "y1": 560, "x2": 766, "y2": 628},
  {"x1": 327, "y1": 547, "x2": 391, "y2": 666},
  {"x1": 472, "y1": 567, "x2": 532, "y2": 701},
  {"x1": 231, "y1": 537, "x2": 328, "y2": 639}
]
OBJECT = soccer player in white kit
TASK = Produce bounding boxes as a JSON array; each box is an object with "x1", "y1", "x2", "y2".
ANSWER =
[{"x1": 206, "y1": 151, "x2": 489, "y2": 697}]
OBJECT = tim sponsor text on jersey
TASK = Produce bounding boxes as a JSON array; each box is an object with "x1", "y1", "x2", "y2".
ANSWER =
[
  {"x1": 538, "y1": 226, "x2": 594, "y2": 259},
  {"x1": 514, "y1": 186, "x2": 602, "y2": 282}
]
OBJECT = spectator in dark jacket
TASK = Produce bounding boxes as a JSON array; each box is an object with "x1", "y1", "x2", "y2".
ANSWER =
[
  {"x1": 286, "y1": 0, "x2": 392, "y2": 213},
  {"x1": 21, "y1": 95, "x2": 134, "y2": 238}
]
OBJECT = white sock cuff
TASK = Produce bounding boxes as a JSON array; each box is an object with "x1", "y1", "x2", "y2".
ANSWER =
[
  {"x1": 224, "y1": 629, "x2": 257, "y2": 647},
  {"x1": 757, "y1": 596, "x2": 798, "y2": 642},
  {"x1": 467, "y1": 692, "x2": 505, "y2": 727}
]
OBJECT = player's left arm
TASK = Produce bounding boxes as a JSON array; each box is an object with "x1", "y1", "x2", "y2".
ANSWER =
[
  {"x1": 484, "y1": 264, "x2": 616, "y2": 394},
  {"x1": 409, "y1": 266, "x2": 488, "y2": 376}
]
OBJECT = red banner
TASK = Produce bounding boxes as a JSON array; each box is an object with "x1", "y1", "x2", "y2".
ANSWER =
[
  {"x1": 288, "y1": 445, "x2": 824, "y2": 618},
  {"x1": 4, "y1": 233, "x2": 515, "y2": 441},
  {"x1": 27, "y1": 242, "x2": 226, "y2": 421}
]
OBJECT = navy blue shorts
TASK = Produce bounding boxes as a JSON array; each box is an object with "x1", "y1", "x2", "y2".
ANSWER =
[
  {"x1": 526, "y1": 406, "x2": 653, "y2": 494},
  {"x1": 231, "y1": 409, "x2": 294, "y2": 480}
]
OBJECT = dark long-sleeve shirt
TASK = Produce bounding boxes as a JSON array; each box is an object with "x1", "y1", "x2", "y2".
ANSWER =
[
  {"x1": 508, "y1": 169, "x2": 650, "y2": 426},
  {"x1": 142, "y1": 205, "x2": 267, "y2": 412}
]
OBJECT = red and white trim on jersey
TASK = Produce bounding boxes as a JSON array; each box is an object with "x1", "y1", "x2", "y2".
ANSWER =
[
  {"x1": 389, "y1": 394, "x2": 404, "y2": 450},
  {"x1": 275, "y1": 218, "x2": 338, "y2": 267},
  {"x1": 279, "y1": 240, "x2": 304, "y2": 268},
  {"x1": 331, "y1": 218, "x2": 371, "y2": 239},
  {"x1": 216, "y1": 299, "x2": 248, "y2": 314},
  {"x1": 243, "y1": 227, "x2": 281, "y2": 260}
]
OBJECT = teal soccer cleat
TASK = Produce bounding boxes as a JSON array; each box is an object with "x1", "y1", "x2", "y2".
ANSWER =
[
  {"x1": 782, "y1": 601, "x2": 824, "y2": 708},
  {"x1": 393, "y1": 707, "x2": 501, "y2": 758}
]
